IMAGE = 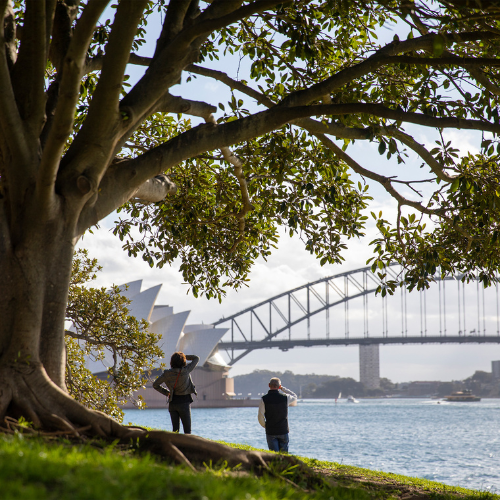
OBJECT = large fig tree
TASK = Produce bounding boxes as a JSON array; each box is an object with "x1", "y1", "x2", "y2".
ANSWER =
[{"x1": 1, "y1": 0, "x2": 500, "y2": 465}]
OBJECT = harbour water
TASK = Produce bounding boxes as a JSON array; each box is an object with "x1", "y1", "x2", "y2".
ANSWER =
[{"x1": 124, "y1": 398, "x2": 500, "y2": 492}]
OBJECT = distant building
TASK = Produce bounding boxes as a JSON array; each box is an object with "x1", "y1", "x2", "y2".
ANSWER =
[
  {"x1": 405, "y1": 381, "x2": 439, "y2": 397},
  {"x1": 493, "y1": 360, "x2": 500, "y2": 380},
  {"x1": 75, "y1": 280, "x2": 257, "y2": 408},
  {"x1": 359, "y1": 344, "x2": 380, "y2": 389}
]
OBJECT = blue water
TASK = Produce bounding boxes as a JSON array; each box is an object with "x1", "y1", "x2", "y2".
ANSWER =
[{"x1": 124, "y1": 398, "x2": 500, "y2": 492}]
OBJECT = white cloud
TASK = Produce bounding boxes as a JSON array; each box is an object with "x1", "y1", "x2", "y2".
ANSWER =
[{"x1": 417, "y1": 128, "x2": 481, "y2": 158}]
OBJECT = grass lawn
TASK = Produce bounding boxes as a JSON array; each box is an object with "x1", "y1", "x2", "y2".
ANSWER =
[{"x1": 0, "y1": 431, "x2": 497, "y2": 500}]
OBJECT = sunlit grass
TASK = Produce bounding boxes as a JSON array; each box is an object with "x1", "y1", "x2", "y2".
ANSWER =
[{"x1": 0, "y1": 432, "x2": 363, "y2": 500}]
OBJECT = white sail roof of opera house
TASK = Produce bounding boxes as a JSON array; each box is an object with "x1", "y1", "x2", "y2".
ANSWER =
[{"x1": 78, "y1": 280, "x2": 230, "y2": 374}]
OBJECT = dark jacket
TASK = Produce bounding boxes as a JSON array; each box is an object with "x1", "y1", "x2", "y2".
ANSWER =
[
  {"x1": 262, "y1": 389, "x2": 289, "y2": 435},
  {"x1": 153, "y1": 355, "x2": 199, "y2": 401}
]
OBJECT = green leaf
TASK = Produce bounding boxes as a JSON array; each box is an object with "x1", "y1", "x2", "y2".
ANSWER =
[
  {"x1": 450, "y1": 177, "x2": 460, "y2": 192},
  {"x1": 432, "y1": 35, "x2": 445, "y2": 56}
]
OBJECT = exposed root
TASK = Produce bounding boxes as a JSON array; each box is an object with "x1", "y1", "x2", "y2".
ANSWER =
[
  {"x1": 44, "y1": 412, "x2": 80, "y2": 437},
  {"x1": 1, "y1": 416, "x2": 37, "y2": 434},
  {"x1": 124, "y1": 424, "x2": 149, "y2": 432},
  {"x1": 39, "y1": 425, "x2": 92, "y2": 437},
  {"x1": 166, "y1": 441, "x2": 197, "y2": 472},
  {"x1": 0, "y1": 417, "x2": 91, "y2": 438}
]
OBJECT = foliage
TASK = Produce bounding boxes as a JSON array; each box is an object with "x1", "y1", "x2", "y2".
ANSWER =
[
  {"x1": 467, "y1": 370, "x2": 493, "y2": 383},
  {"x1": 115, "y1": 121, "x2": 370, "y2": 300},
  {"x1": 65, "y1": 250, "x2": 164, "y2": 421},
  {"x1": 97, "y1": 0, "x2": 500, "y2": 298}
]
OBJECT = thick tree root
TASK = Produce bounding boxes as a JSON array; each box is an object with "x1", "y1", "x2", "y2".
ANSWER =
[{"x1": 0, "y1": 364, "x2": 310, "y2": 478}]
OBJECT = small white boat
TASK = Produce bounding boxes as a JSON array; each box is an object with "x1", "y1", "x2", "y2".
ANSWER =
[{"x1": 347, "y1": 395, "x2": 359, "y2": 403}]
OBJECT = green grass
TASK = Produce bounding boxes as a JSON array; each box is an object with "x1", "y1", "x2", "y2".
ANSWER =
[
  {"x1": 218, "y1": 441, "x2": 500, "y2": 500},
  {"x1": 0, "y1": 432, "x2": 363, "y2": 500},
  {"x1": 0, "y1": 431, "x2": 497, "y2": 500}
]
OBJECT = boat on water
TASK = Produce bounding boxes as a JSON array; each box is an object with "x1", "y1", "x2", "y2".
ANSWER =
[
  {"x1": 443, "y1": 390, "x2": 481, "y2": 402},
  {"x1": 347, "y1": 395, "x2": 359, "y2": 403}
]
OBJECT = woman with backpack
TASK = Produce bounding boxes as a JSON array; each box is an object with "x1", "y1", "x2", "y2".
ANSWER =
[{"x1": 153, "y1": 351, "x2": 199, "y2": 434}]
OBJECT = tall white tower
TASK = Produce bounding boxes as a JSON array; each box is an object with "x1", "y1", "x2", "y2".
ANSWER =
[
  {"x1": 492, "y1": 360, "x2": 500, "y2": 379},
  {"x1": 359, "y1": 344, "x2": 380, "y2": 389}
]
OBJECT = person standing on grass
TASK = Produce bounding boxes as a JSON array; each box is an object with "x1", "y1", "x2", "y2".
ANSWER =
[
  {"x1": 153, "y1": 352, "x2": 199, "y2": 434},
  {"x1": 258, "y1": 377, "x2": 297, "y2": 452}
]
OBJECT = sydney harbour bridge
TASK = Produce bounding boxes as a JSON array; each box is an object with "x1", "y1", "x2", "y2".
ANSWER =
[{"x1": 213, "y1": 265, "x2": 500, "y2": 385}]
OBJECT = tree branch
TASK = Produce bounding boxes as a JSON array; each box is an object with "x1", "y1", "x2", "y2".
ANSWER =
[
  {"x1": 153, "y1": 0, "x2": 193, "y2": 54},
  {"x1": 187, "y1": 63, "x2": 275, "y2": 106},
  {"x1": 153, "y1": 93, "x2": 218, "y2": 117},
  {"x1": 0, "y1": 0, "x2": 30, "y2": 192},
  {"x1": 64, "y1": 0, "x2": 149, "y2": 178},
  {"x1": 2, "y1": 0, "x2": 16, "y2": 70},
  {"x1": 37, "y1": 0, "x2": 109, "y2": 218},
  {"x1": 311, "y1": 133, "x2": 439, "y2": 216},
  {"x1": 117, "y1": 1, "x2": 280, "y2": 153},
  {"x1": 77, "y1": 95, "x2": 499, "y2": 236},
  {"x1": 10, "y1": 0, "x2": 49, "y2": 138},
  {"x1": 383, "y1": 128, "x2": 457, "y2": 182},
  {"x1": 42, "y1": 1, "x2": 80, "y2": 148},
  {"x1": 386, "y1": 55, "x2": 500, "y2": 67},
  {"x1": 179, "y1": 1, "x2": 282, "y2": 44},
  {"x1": 204, "y1": 112, "x2": 254, "y2": 250},
  {"x1": 281, "y1": 31, "x2": 500, "y2": 107},
  {"x1": 468, "y1": 66, "x2": 500, "y2": 95},
  {"x1": 314, "y1": 103, "x2": 500, "y2": 134},
  {"x1": 186, "y1": 63, "x2": 373, "y2": 140}
]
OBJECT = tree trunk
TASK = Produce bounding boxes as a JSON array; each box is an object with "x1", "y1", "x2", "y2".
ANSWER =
[
  {"x1": 0, "y1": 0, "x2": 304, "y2": 471},
  {"x1": 0, "y1": 190, "x2": 291, "y2": 472},
  {"x1": 0, "y1": 201, "x2": 73, "y2": 410}
]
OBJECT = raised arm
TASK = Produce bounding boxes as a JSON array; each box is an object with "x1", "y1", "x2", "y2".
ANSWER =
[
  {"x1": 184, "y1": 354, "x2": 200, "y2": 373},
  {"x1": 280, "y1": 386, "x2": 297, "y2": 406}
]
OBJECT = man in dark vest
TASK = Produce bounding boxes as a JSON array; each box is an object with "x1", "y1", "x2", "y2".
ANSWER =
[{"x1": 258, "y1": 377, "x2": 297, "y2": 452}]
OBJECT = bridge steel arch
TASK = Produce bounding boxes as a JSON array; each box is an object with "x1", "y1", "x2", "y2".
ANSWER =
[{"x1": 214, "y1": 265, "x2": 500, "y2": 365}]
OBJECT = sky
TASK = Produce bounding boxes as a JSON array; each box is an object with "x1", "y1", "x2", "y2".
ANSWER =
[{"x1": 78, "y1": 4, "x2": 500, "y2": 383}]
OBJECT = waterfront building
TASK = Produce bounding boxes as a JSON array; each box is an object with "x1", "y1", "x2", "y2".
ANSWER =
[
  {"x1": 73, "y1": 280, "x2": 258, "y2": 408},
  {"x1": 359, "y1": 344, "x2": 380, "y2": 389},
  {"x1": 405, "y1": 381, "x2": 440, "y2": 397}
]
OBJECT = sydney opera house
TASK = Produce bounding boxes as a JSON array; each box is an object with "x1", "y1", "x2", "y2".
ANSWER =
[{"x1": 83, "y1": 280, "x2": 257, "y2": 408}]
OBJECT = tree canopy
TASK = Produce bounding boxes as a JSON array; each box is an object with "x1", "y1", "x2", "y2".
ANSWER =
[
  {"x1": 2, "y1": 0, "x2": 500, "y2": 467},
  {"x1": 109, "y1": 0, "x2": 500, "y2": 296}
]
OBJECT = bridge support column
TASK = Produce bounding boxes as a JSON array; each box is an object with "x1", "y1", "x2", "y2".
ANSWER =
[{"x1": 359, "y1": 344, "x2": 380, "y2": 389}]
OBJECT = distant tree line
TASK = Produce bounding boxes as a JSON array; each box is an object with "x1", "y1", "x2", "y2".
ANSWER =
[
  {"x1": 232, "y1": 369, "x2": 396, "y2": 399},
  {"x1": 233, "y1": 370, "x2": 500, "y2": 399}
]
